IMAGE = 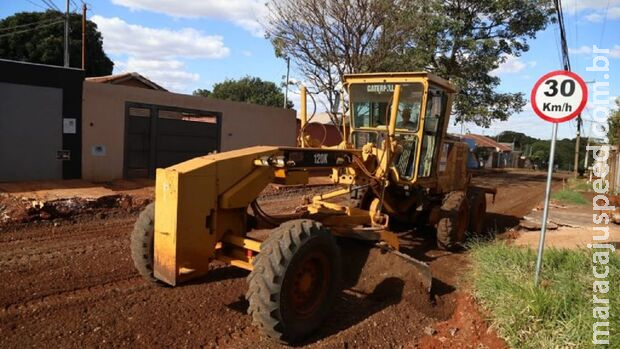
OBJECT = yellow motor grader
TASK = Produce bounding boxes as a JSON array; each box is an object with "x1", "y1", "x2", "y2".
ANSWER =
[{"x1": 130, "y1": 72, "x2": 491, "y2": 343}]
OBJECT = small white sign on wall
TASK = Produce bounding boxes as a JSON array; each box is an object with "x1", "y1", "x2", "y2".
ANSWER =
[
  {"x1": 63, "y1": 118, "x2": 76, "y2": 134},
  {"x1": 92, "y1": 145, "x2": 106, "y2": 156}
]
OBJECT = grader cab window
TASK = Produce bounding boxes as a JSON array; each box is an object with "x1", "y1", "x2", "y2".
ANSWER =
[
  {"x1": 351, "y1": 83, "x2": 393, "y2": 128},
  {"x1": 395, "y1": 85, "x2": 423, "y2": 131},
  {"x1": 418, "y1": 87, "x2": 448, "y2": 177}
]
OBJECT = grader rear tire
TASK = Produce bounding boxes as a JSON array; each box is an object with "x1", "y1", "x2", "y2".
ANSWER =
[
  {"x1": 436, "y1": 191, "x2": 469, "y2": 251},
  {"x1": 130, "y1": 203, "x2": 158, "y2": 283},
  {"x1": 246, "y1": 219, "x2": 341, "y2": 344}
]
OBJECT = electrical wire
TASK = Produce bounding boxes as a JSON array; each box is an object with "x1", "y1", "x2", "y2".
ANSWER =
[
  {"x1": 599, "y1": 0, "x2": 611, "y2": 47},
  {"x1": 0, "y1": 16, "x2": 62, "y2": 33},
  {"x1": 41, "y1": 0, "x2": 61, "y2": 11},
  {"x1": 0, "y1": 19, "x2": 64, "y2": 38},
  {"x1": 25, "y1": 0, "x2": 48, "y2": 10}
]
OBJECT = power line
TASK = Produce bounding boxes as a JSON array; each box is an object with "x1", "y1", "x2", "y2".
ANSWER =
[
  {"x1": 25, "y1": 0, "x2": 48, "y2": 10},
  {"x1": 554, "y1": 0, "x2": 570, "y2": 71},
  {"x1": 599, "y1": 0, "x2": 611, "y2": 46},
  {"x1": 0, "y1": 16, "x2": 62, "y2": 33},
  {"x1": 41, "y1": 0, "x2": 61, "y2": 11},
  {"x1": 0, "y1": 19, "x2": 64, "y2": 39}
]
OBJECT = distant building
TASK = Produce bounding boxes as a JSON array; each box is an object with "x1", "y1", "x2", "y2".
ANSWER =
[
  {"x1": 0, "y1": 59, "x2": 296, "y2": 182},
  {"x1": 86, "y1": 72, "x2": 168, "y2": 91},
  {"x1": 461, "y1": 134, "x2": 515, "y2": 168}
]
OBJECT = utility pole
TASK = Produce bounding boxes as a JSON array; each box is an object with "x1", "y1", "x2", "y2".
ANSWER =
[
  {"x1": 573, "y1": 80, "x2": 594, "y2": 177},
  {"x1": 64, "y1": 0, "x2": 70, "y2": 67},
  {"x1": 283, "y1": 56, "x2": 290, "y2": 108},
  {"x1": 81, "y1": 3, "x2": 86, "y2": 70},
  {"x1": 573, "y1": 117, "x2": 581, "y2": 177}
]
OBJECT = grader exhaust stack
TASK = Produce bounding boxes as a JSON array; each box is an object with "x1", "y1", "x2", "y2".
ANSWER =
[{"x1": 130, "y1": 72, "x2": 490, "y2": 344}]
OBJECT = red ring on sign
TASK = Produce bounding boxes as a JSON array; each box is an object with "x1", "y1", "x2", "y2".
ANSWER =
[{"x1": 530, "y1": 70, "x2": 588, "y2": 123}]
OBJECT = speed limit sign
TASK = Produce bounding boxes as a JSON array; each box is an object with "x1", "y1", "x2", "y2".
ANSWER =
[
  {"x1": 531, "y1": 69, "x2": 588, "y2": 287},
  {"x1": 531, "y1": 70, "x2": 588, "y2": 123}
]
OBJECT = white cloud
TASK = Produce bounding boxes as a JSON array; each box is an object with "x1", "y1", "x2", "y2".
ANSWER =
[
  {"x1": 569, "y1": 45, "x2": 620, "y2": 58},
  {"x1": 110, "y1": 0, "x2": 268, "y2": 37},
  {"x1": 115, "y1": 58, "x2": 199, "y2": 92},
  {"x1": 585, "y1": 12, "x2": 604, "y2": 22},
  {"x1": 569, "y1": 45, "x2": 592, "y2": 55},
  {"x1": 242, "y1": 50, "x2": 253, "y2": 57},
  {"x1": 92, "y1": 15, "x2": 230, "y2": 59},
  {"x1": 491, "y1": 55, "x2": 534, "y2": 75},
  {"x1": 562, "y1": 0, "x2": 620, "y2": 14},
  {"x1": 584, "y1": 8, "x2": 620, "y2": 22}
]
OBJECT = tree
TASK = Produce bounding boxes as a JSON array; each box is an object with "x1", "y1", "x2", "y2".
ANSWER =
[
  {"x1": 497, "y1": 131, "x2": 538, "y2": 151},
  {"x1": 193, "y1": 76, "x2": 293, "y2": 108},
  {"x1": 193, "y1": 89, "x2": 211, "y2": 97},
  {"x1": 266, "y1": 0, "x2": 554, "y2": 126},
  {"x1": 267, "y1": 0, "x2": 429, "y2": 111},
  {"x1": 607, "y1": 98, "x2": 620, "y2": 144},
  {"x1": 0, "y1": 10, "x2": 113, "y2": 77}
]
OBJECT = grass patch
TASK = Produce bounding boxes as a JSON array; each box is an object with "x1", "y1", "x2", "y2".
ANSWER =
[
  {"x1": 566, "y1": 178, "x2": 592, "y2": 192},
  {"x1": 469, "y1": 242, "x2": 619, "y2": 348},
  {"x1": 553, "y1": 189, "x2": 588, "y2": 205}
]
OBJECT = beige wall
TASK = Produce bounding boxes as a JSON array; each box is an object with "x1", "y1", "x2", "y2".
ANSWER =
[{"x1": 82, "y1": 81, "x2": 296, "y2": 181}]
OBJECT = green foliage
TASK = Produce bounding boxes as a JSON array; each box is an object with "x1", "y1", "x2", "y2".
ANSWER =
[
  {"x1": 0, "y1": 10, "x2": 113, "y2": 77},
  {"x1": 469, "y1": 242, "x2": 619, "y2": 348},
  {"x1": 192, "y1": 89, "x2": 211, "y2": 97},
  {"x1": 566, "y1": 178, "x2": 592, "y2": 192},
  {"x1": 552, "y1": 189, "x2": 588, "y2": 205},
  {"x1": 516, "y1": 135, "x2": 586, "y2": 171},
  {"x1": 267, "y1": 0, "x2": 554, "y2": 126},
  {"x1": 607, "y1": 98, "x2": 620, "y2": 144},
  {"x1": 497, "y1": 131, "x2": 538, "y2": 151},
  {"x1": 193, "y1": 76, "x2": 292, "y2": 108}
]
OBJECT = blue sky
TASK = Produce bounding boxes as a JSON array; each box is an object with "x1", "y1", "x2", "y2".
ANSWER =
[{"x1": 2, "y1": 0, "x2": 619, "y2": 140}]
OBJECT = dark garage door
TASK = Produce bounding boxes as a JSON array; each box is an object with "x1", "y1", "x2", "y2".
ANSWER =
[{"x1": 125, "y1": 103, "x2": 220, "y2": 178}]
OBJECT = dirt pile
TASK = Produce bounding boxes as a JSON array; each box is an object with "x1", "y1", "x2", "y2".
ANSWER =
[
  {"x1": 415, "y1": 293, "x2": 507, "y2": 349},
  {"x1": 0, "y1": 193, "x2": 150, "y2": 228}
]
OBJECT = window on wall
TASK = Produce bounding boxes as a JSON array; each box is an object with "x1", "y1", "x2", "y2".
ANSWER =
[
  {"x1": 128, "y1": 106, "x2": 150, "y2": 118},
  {"x1": 158, "y1": 109, "x2": 217, "y2": 123}
]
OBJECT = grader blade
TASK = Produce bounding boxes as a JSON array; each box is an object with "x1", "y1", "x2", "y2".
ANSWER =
[{"x1": 340, "y1": 241, "x2": 432, "y2": 297}]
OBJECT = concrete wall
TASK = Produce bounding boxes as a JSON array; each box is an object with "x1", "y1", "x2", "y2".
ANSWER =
[
  {"x1": 0, "y1": 60, "x2": 84, "y2": 180},
  {"x1": 82, "y1": 81, "x2": 296, "y2": 181},
  {"x1": 0, "y1": 82, "x2": 63, "y2": 181}
]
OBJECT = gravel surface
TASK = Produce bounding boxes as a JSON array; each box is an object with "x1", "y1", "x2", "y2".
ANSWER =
[{"x1": 0, "y1": 170, "x2": 552, "y2": 348}]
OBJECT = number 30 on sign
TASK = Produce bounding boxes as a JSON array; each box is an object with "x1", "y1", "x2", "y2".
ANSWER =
[{"x1": 531, "y1": 70, "x2": 588, "y2": 123}]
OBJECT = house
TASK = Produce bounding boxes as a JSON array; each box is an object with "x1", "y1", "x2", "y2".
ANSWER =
[
  {"x1": 462, "y1": 133, "x2": 513, "y2": 168},
  {"x1": 0, "y1": 59, "x2": 296, "y2": 182},
  {"x1": 86, "y1": 72, "x2": 167, "y2": 91}
]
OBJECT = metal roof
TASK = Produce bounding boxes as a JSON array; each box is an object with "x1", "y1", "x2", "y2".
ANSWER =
[{"x1": 343, "y1": 72, "x2": 457, "y2": 93}]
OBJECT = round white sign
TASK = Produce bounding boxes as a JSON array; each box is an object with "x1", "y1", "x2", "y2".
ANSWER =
[{"x1": 530, "y1": 70, "x2": 588, "y2": 123}]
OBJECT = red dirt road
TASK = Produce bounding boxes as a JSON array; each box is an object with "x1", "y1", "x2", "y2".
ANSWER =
[{"x1": 0, "y1": 170, "x2": 551, "y2": 348}]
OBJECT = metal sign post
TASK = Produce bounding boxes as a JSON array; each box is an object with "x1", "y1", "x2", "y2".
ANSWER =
[
  {"x1": 530, "y1": 70, "x2": 588, "y2": 286},
  {"x1": 534, "y1": 122, "x2": 558, "y2": 286}
]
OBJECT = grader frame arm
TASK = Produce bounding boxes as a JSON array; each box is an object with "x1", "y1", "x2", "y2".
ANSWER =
[{"x1": 153, "y1": 145, "x2": 373, "y2": 286}]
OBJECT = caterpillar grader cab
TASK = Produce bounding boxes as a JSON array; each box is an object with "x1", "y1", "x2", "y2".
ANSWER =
[{"x1": 130, "y1": 72, "x2": 492, "y2": 344}]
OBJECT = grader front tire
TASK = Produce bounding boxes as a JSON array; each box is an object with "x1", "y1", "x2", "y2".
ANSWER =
[
  {"x1": 130, "y1": 203, "x2": 159, "y2": 284},
  {"x1": 246, "y1": 219, "x2": 341, "y2": 344}
]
